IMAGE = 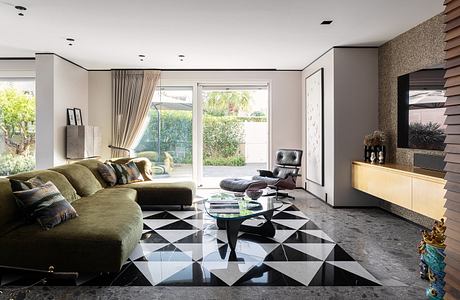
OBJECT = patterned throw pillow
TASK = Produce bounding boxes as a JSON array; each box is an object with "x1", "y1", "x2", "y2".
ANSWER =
[
  {"x1": 112, "y1": 161, "x2": 143, "y2": 185},
  {"x1": 97, "y1": 163, "x2": 117, "y2": 187},
  {"x1": 13, "y1": 181, "x2": 78, "y2": 230},
  {"x1": 10, "y1": 177, "x2": 45, "y2": 192}
]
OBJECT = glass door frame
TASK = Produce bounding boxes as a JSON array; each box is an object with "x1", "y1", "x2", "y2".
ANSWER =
[{"x1": 153, "y1": 79, "x2": 272, "y2": 187}]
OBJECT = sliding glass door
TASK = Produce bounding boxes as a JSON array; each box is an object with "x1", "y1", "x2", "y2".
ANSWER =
[
  {"x1": 199, "y1": 85, "x2": 269, "y2": 188},
  {"x1": 134, "y1": 83, "x2": 269, "y2": 188},
  {"x1": 135, "y1": 86, "x2": 193, "y2": 179}
]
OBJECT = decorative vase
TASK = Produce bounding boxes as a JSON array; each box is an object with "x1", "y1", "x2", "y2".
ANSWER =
[{"x1": 246, "y1": 189, "x2": 263, "y2": 200}]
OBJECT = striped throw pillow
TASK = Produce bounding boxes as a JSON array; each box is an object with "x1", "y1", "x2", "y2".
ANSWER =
[
  {"x1": 97, "y1": 162, "x2": 117, "y2": 187},
  {"x1": 13, "y1": 181, "x2": 78, "y2": 230},
  {"x1": 112, "y1": 161, "x2": 143, "y2": 185}
]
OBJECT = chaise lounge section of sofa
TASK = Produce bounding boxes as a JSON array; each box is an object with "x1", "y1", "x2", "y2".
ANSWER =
[{"x1": 0, "y1": 157, "x2": 195, "y2": 273}]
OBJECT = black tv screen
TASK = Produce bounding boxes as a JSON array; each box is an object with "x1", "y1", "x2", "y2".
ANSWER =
[{"x1": 397, "y1": 68, "x2": 446, "y2": 151}]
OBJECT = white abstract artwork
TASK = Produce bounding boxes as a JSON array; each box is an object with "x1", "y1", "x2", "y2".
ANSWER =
[{"x1": 306, "y1": 68, "x2": 323, "y2": 185}]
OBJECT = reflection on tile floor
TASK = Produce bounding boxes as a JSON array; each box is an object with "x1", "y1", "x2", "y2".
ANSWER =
[{"x1": 0, "y1": 202, "x2": 381, "y2": 287}]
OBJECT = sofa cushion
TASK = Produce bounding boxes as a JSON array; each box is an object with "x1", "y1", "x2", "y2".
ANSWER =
[
  {"x1": 110, "y1": 157, "x2": 153, "y2": 181},
  {"x1": 13, "y1": 181, "x2": 78, "y2": 230},
  {"x1": 10, "y1": 177, "x2": 45, "y2": 191},
  {"x1": 74, "y1": 159, "x2": 108, "y2": 188},
  {"x1": 115, "y1": 180, "x2": 195, "y2": 206},
  {"x1": 9, "y1": 170, "x2": 80, "y2": 203},
  {"x1": 51, "y1": 164, "x2": 103, "y2": 197},
  {"x1": 0, "y1": 188, "x2": 142, "y2": 272},
  {"x1": 0, "y1": 178, "x2": 23, "y2": 235},
  {"x1": 112, "y1": 161, "x2": 143, "y2": 184},
  {"x1": 97, "y1": 163, "x2": 117, "y2": 187}
]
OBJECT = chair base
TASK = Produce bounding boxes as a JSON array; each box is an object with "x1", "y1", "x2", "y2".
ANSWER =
[{"x1": 264, "y1": 188, "x2": 295, "y2": 200}]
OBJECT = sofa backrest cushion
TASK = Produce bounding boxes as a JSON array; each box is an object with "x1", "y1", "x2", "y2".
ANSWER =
[
  {"x1": 0, "y1": 178, "x2": 22, "y2": 234},
  {"x1": 74, "y1": 159, "x2": 108, "y2": 188},
  {"x1": 9, "y1": 170, "x2": 80, "y2": 203},
  {"x1": 51, "y1": 164, "x2": 103, "y2": 197}
]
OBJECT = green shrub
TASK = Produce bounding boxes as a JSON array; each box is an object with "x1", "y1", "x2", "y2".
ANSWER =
[
  {"x1": 136, "y1": 110, "x2": 246, "y2": 166},
  {"x1": 0, "y1": 154, "x2": 35, "y2": 176},
  {"x1": 203, "y1": 116, "x2": 244, "y2": 159},
  {"x1": 409, "y1": 122, "x2": 445, "y2": 150},
  {"x1": 204, "y1": 155, "x2": 245, "y2": 166},
  {"x1": 135, "y1": 110, "x2": 193, "y2": 164}
]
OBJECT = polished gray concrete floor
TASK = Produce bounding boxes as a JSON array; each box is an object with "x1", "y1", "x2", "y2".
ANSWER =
[{"x1": 0, "y1": 189, "x2": 428, "y2": 300}]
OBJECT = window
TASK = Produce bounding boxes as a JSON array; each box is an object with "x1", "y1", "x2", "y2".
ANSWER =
[
  {"x1": 397, "y1": 68, "x2": 446, "y2": 151},
  {"x1": 0, "y1": 79, "x2": 36, "y2": 175}
]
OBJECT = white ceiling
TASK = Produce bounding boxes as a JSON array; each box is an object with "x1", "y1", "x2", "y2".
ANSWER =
[{"x1": 0, "y1": 0, "x2": 444, "y2": 70}]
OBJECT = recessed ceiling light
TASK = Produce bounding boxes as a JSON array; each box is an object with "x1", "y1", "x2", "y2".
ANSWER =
[
  {"x1": 66, "y1": 38, "x2": 75, "y2": 46},
  {"x1": 178, "y1": 54, "x2": 185, "y2": 62},
  {"x1": 15, "y1": 5, "x2": 26, "y2": 16},
  {"x1": 321, "y1": 20, "x2": 333, "y2": 25},
  {"x1": 139, "y1": 54, "x2": 146, "y2": 61}
]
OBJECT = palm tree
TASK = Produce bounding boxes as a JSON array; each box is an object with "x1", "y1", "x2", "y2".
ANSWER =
[{"x1": 204, "y1": 91, "x2": 250, "y2": 116}]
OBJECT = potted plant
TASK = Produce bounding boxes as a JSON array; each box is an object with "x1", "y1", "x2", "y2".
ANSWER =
[{"x1": 364, "y1": 130, "x2": 386, "y2": 163}]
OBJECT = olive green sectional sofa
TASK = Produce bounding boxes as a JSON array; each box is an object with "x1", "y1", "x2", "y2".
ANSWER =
[{"x1": 0, "y1": 158, "x2": 195, "y2": 273}]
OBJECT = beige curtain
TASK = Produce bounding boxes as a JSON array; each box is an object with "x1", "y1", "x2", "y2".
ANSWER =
[{"x1": 111, "y1": 70, "x2": 161, "y2": 158}]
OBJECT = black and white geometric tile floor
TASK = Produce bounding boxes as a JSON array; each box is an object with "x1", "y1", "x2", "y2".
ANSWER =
[{"x1": 0, "y1": 200, "x2": 381, "y2": 287}]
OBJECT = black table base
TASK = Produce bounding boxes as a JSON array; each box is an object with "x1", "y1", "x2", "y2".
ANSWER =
[{"x1": 216, "y1": 210, "x2": 276, "y2": 252}]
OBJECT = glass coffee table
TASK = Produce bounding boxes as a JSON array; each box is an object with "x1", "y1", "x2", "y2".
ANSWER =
[{"x1": 204, "y1": 193, "x2": 283, "y2": 252}]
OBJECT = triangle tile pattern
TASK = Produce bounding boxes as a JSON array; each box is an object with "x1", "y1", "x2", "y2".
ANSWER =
[{"x1": 0, "y1": 203, "x2": 381, "y2": 287}]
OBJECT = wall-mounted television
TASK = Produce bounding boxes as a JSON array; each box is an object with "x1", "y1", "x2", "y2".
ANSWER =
[{"x1": 397, "y1": 67, "x2": 446, "y2": 151}]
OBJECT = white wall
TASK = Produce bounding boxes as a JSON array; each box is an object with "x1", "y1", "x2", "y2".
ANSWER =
[
  {"x1": 333, "y1": 48, "x2": 379, "y2": 206},
  {"x1": 302, "y1": 50, "x2": 335, "y2": 202},
  {"x1": 35, "y1": 55, "x2": 55, "y2": 169},
  {"x1": 88, "y1": 70, "x2": 303, "y2": 184},
  {"x1": 0, "y1": 60, "x2": 35, "y2": 78},
  {"x1": 88, "y1": 71, "x2": 112, "y2": 159},
  {"x1": 35, "y1": 54, "x2": 89, "y2": 168},
  {"x1": 302, "y1": 48, "x2": 379, "y2": 206}
]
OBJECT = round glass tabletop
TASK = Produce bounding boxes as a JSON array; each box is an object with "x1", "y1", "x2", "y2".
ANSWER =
[{"x1": 204, "y1": 192, "x2": 283, "y2": 220}]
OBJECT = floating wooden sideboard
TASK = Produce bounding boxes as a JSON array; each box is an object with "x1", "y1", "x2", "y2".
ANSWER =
[{"x1": 352, "y1": 161, "x2": 446, "y2": 220}]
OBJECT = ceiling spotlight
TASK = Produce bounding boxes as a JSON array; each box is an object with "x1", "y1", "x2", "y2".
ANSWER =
[
  {"x1": 321, "y1": 20, "x2": 333, "y2": 25},
  {"x1": 66, "y1": 38, "x2": 75, "y2": 46},
  {"x1": 139, "y1": 54, "x2": 146, "y2": 61},
  {"x1": 15, "y1": 5, "x2": 26, "y2": 16},
  {"x1": 178, "y1": 54, "x2": 185, "y2": 62}
]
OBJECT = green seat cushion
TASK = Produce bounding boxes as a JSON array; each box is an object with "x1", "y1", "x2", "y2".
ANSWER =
[
  {"x1": 8, "y1": 170, "x2": 80, "y2": 203},
  {"x1": 74, "y1": 159, "x2": 108, "y2": 188},
  {"x1": 0, "y1": 188, "x2": 142, "y2": 272},
  {"x1": 51, "y1": 164, "x2": 103, "y2": 197},
  {"x1": 0, "y1": 178, "x2": 23, "y2": 235},
  {"x1": 115, "y1": 180, "x2": 195, "y2": 206}
]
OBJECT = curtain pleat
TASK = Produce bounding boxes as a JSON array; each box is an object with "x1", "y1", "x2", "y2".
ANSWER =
[{"x1": 111, "y1": 70, "x2": 161, "y2": 158}]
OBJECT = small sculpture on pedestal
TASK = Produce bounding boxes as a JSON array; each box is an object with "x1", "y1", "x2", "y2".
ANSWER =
[
  {"x1": 378, "y1": 151, "x2": 384, "y2": 164},
  {"x1": 418, "y1": 218, "x2": 446, "y2": 300},
  {"x1": 370, "y1": 152, "x2": 376, "y2": 163}
]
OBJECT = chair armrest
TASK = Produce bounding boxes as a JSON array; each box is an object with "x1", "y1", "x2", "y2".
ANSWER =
[
  {"x1": 257, "y1": 170, "x2": 275, "y2": 177},
  {"x1": 282, "y1": 173, "x2": 301, "y2": 180}
]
